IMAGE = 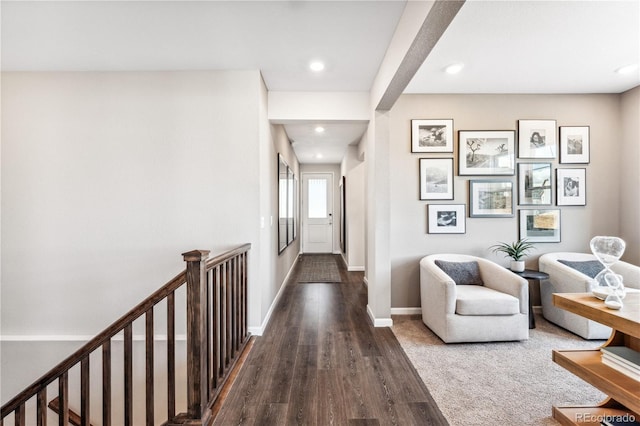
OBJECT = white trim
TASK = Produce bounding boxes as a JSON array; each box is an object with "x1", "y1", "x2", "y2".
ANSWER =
[
  {"x1": 390, "y1": 307, "x2": 422, "y2": 315},
  {"x1": 301, "y1": 171, "x2": 335, "y2": 254},
  {"x1": 248, "y1": 253, "x2": 300, "y2": 336},
  {"x1": 363, "y1": 276, "x2": 368, "y2": 287},
  {"x1": 0, "y1": 334, "x2": 188, "y2": 342},
  {"x1": 366, "y1": 305, "x2": 393, "y2": 327},
  {"x1": 348, "y1": 266, "x2": 365, "y2": 272}
]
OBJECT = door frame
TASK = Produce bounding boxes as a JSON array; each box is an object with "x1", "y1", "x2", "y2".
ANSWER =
[{"x1": 301, "y1": 171, "x2": 335, "y2": 254}]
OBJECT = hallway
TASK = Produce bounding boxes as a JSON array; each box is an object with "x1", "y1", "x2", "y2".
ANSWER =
[{"x1": 214, "y1": 255, "x2": 447, "y2": 425}]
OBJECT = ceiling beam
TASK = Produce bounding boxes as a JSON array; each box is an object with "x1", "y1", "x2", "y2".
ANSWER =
[{"x1": 375, "y1": 0, "x2": 465, "y2": 111}]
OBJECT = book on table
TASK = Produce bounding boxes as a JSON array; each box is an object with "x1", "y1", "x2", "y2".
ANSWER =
[
  {"x1": 600, "y1": 346, "x2": 640, "y2": 381},
  {"x1": 601, "y1": 415, "x2": 640, "y2": 426},
  {"x1": 601, "y1": 346, "x2": 640, "y2": 367}
]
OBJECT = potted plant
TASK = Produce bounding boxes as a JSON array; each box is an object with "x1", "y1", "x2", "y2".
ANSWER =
[{"x1": 490, "y1": 238, "x2": 536, "y2": 272}]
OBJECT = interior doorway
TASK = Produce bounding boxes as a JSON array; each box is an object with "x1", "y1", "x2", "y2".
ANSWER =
[{"x1": 302, "y1": 172, "x2": 333, "y2": 253}]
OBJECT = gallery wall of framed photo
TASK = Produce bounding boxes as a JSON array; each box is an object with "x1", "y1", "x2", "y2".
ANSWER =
[{"x1": 412, "y1": 118, "x2": 590, "y2": 241}]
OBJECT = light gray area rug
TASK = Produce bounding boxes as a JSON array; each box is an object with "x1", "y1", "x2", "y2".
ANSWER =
[
  {"x1": 391, "y1": 314, "x2": 607, "y2": 426},
  {"x1": 297, "y1": 254, "x2": 342, "y2": 283}
]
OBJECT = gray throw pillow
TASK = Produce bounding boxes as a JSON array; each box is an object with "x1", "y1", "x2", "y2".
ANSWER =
[
  {"x1": 434, "y1": 260, "x2": 484, "y2": 285},
  {"x1": 557, "y1": 259, "x2": 604, "y2": 278}
]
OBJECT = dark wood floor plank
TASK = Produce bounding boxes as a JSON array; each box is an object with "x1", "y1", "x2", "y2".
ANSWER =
[
  {"x1": 267, "y1": 327, "x2": 300, "y2": 404},
  {"x1": 253, "y1": 403, "x2": 288, "y2": 426},
  {"x1": 212, "y1": 255, "x2": 448, "y2": 426},
  {"x1": 213, "y1": 363, "x2": 268, "y2": 425},
  {"x1": 316, "y1": 369, "x2": 349, "y2": 425},
  {"x1": 285, "y1": 344, "x2": 318, "y2": 425}
]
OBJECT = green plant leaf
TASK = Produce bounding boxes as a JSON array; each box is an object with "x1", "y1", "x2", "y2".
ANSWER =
[{"x1": 489, "y1": 238, "x2": 536, "y2": 261}]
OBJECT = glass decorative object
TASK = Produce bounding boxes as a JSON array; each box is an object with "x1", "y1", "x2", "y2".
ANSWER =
[{"x1": 590, "y1": 236, "x2": 626, "y2": 309}]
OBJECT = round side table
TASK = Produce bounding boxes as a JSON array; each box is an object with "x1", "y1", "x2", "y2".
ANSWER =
[{"x1": 510, "y1": 269, "x2": 549, "y2": 329}]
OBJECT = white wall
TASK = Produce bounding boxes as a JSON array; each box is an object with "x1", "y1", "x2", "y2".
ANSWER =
[
  {"x1": 340, "y1": 146, "x2": 365, "y2": 271},
  {"x1": 264, "y1": 123, "x2": 300, "y2": 334},
  {"x1": 389, "y1": 93, "x2": 629, "y2": 309},
  {"x1": 620, "y1": 86, "x2": 640, "y2": 264},
  {"x1": 1, "y1": 71, "x2": 268, "y2": 398}
]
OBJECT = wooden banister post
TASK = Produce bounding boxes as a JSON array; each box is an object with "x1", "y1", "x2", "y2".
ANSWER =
[{"x1": 182, "y1": 250, "x2": 211, "y2": 425}]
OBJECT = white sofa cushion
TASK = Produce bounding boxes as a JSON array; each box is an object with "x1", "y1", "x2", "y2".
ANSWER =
[{"x1": 455, "y1": 285, "x2": 520, "y2": 316}]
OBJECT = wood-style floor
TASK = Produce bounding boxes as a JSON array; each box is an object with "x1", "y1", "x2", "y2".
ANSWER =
[{"x1": 213, "y1": 255, "x2": 447, "y2": 426}]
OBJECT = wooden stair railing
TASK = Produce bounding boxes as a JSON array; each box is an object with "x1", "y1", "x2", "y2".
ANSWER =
[
  {"x1": 0, "y1": 244, "x2": 251, "y2": 426},
  {"x1": 48, "y1": 397, "x2": 92, "y2": 426}
]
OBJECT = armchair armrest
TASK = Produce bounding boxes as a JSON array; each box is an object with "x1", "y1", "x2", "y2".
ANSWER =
[
  {"x1": 539, "y1": 258, "x2": 594, "y2": 292},
  {"x1": 477, "y1": 258, "x2": 528, "y2": 313},
  {"x1": 420, "y1": 257, "x2": 457, "y2": 314},
  {"x1": 612, "y1": 261, "x2": 640, "y2": 289}
]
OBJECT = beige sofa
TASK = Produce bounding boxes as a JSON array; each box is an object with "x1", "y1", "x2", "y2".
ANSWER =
[
  {"x1": 539, "y1": 252, "x2": 640, "y2": 339},
  {"x1": 420, "y1": 254, "x2": 529, "y2": 343}
]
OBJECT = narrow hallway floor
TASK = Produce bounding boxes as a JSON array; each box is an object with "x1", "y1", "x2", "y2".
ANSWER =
[{"x1": 213, "y1": 255, "x2": 447, "y2": 426}]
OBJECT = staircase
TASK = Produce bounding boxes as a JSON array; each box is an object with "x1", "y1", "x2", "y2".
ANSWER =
[{"x1": 1, "y1": 245, "x2": 251, "y2": 426}]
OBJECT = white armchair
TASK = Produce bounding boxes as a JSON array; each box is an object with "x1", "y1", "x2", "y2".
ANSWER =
[
  {"x1": 420, "y1": 254, "x2": 529, "y2": 343},
  {"x1": 539, "y1": 252, "x2": 640, "y2": 339}
]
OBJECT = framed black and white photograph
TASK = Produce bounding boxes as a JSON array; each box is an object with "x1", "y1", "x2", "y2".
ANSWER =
[
  {"x1": 518, "y1": 119, "x2": 557, "y2": 159},
  {"x1": 428, "y1": 204, "x2": 466, "y2": 234},
  {"x1": 517, "y1": 163, "x2": 552, "y2": 205},
  {"x1": 469, "y1": 180, "x2": 514, "y2": 217},
  {"x1": 458, "y1": 130, "x2": 515, "y2": 175},
  {"x1": 519, "y1": 209, "x2": 561, "y2": 242},
  {"x1": 556, "y1": 168, "x2": 586, "y2": 206},
  {"x1": 419, "y1": 158, "x2": 454, "y2": 200},
  {"x1": 560, "y1": 126, "x2": 590, "y2": 164},
  {"x1": 411, "y1": 119, "x2": 454, "y2": 153}
]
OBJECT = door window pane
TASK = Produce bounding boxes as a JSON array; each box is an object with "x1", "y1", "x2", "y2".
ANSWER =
[{"x1": 308, "y1": 178, "x2": 327, "y2": 218}]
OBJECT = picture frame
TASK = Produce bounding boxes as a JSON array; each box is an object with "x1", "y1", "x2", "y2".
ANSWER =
[
  {"x1": 559, "y1": 126, "x2": 590, "y2": 164},
  {"x1": 469, "y1": 180, "x2": 514, "y2": 217},
  {"x1": 518, "y1": 119, "x2": 557, "y2": 159},
  {"x1": 278, "y1": 154, "x2": 289, "y2": 254},
  {"x1": 519, "y1": 209, "x2": 561, "y2": 242},
  {"x1": 458, "y1": 130, "x2": 515, "y2": 175},
  {"x1": 556, "y1": 168, "x2": 586, "y2": 206},
  {"x1": 277, "y1": 153, "x2": 297, "y2": 254},
  {"x1": 428, "y1": 204, "x2": 466, "y2": 234},
  {"x1": 419, "y1": 158, "x2": 454, "y2": 200},
  {"x1": 411, "y1": 119, "x2": 454, "y2": 153},
  {"x1": 517, "y1": 163, "x2": 552, "y2": 205},
  {"x1": 287, "y1": 167, "x2": 295, "y2": 245}
]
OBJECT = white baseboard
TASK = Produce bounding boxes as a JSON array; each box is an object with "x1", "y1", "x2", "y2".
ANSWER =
[
  {"x1": 390, "y1": 307, "x2": 422, "y2": 315},
  {"x1": 348, "y1": 265, "x2": 365, "y2": 272},
  {"x1": 390, "y1": 306, "x2": 540, "y2": 316},
  {"x1": 363, "y1": 276, "x2": 368, "y2": 287},
  {"x1": 248, "y1": 253, "x2": 300, "y2": 336},
  {"x1": 366, "y1": 305, "x2": 393, "y2": 327}
]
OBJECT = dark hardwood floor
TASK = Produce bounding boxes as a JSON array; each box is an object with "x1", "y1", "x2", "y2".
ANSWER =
[{"x1": 213, "y1": 255, "x2": 447, "y2": 426}]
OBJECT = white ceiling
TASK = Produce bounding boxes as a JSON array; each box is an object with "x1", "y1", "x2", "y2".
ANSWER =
[
  {"x1": 406, "y1": 0, "x2": 640, "y2": 94},
  {"x1": 2, "y1": 1, "x2": 639, "y2": 164}
]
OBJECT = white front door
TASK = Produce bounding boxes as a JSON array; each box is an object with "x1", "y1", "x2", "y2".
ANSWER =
[{"x1": 302, "y1": 173, "x2": 333, "y2": 253}]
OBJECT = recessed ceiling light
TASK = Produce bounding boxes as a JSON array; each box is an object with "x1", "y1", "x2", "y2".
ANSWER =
[
  {"x1": 444, "y1": 63, "x2": 465, "y2": 75},
  {"x1": 315, "y1": 126, "x2": 325, "y2": 133},
  {"x1": 615, "y1": 64, "x2": 639, "y2": 75},
  {"x1": 316, "y1": 153, "x2": 323, "y2": 159},
  {"x1": 310, "y1": 61, "x2": 325, "y2": 72}
]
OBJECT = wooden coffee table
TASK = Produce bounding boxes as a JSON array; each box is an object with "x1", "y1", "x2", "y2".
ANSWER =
[{"x1": 552, "y1": 292, "x2": 640, "y2": 425}]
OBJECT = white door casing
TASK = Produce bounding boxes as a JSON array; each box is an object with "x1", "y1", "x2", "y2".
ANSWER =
[{"x1": 302, "y1": 173, "x2": 333, "y2": 253}]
